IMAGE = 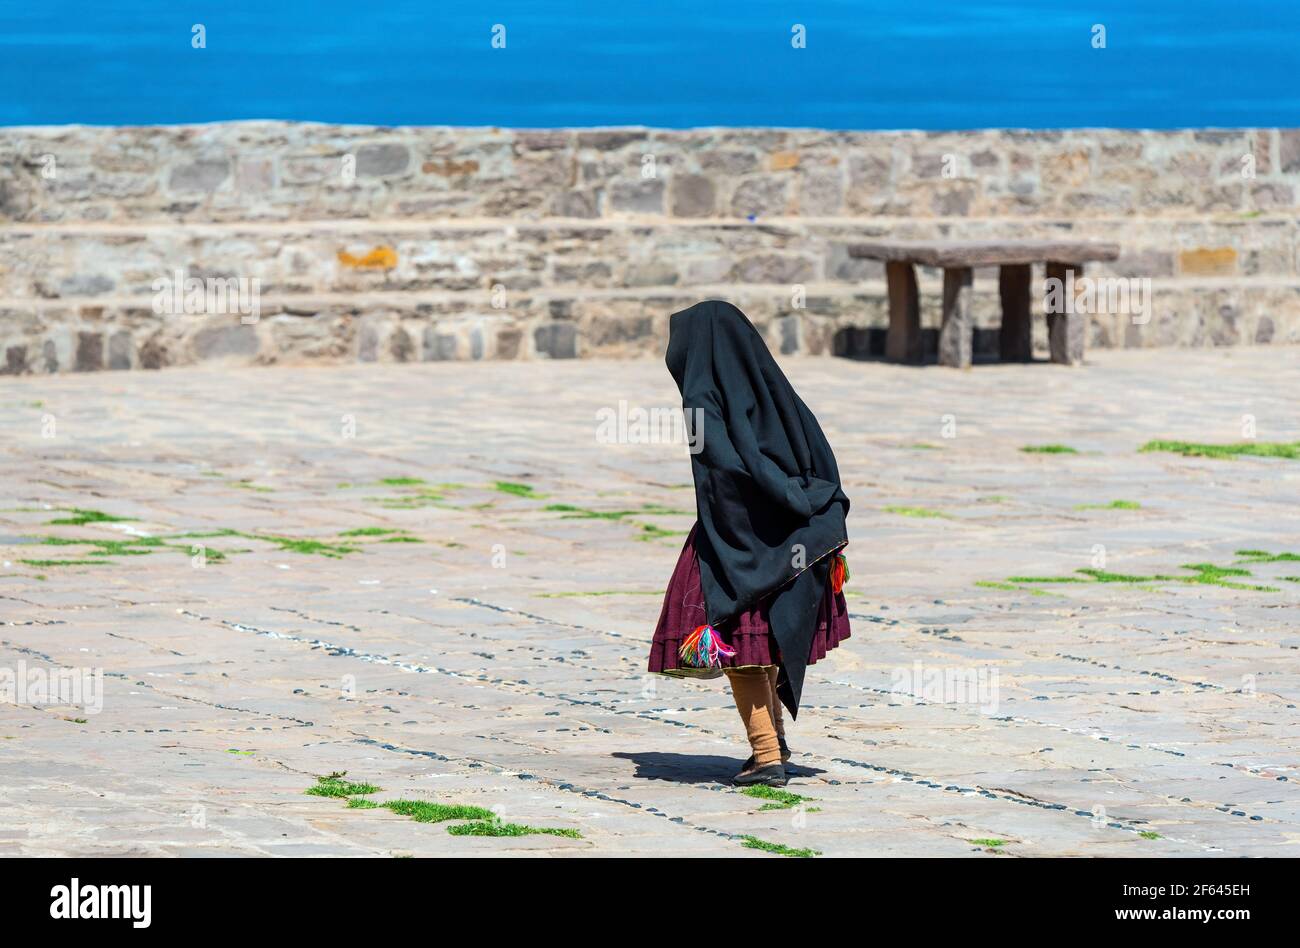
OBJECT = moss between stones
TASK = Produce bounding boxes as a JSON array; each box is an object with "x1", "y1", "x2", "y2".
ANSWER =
[
  {"x1": 1236, "y1": 549, "x2": 1300, "y2": 563},
  {"x1": 740, "y1": 786, "x2": 816, "y2": 811},
  {"x1": 1140, "y1": 439, "x2": 1300, "y2": 460},
  {"x1": 739, "y1": 835, "x2": 820, "y2": 858},
  {"x1": 994, "y1": 561, "x2": 1282, "y2": 593},
  {"x1": 306, "y1": 776, "x2": 381, "y2": 798},
  {"x1": 884, "y1": 505, "x2": 952, "y2": 519},
  {"x1": 309, "y1": 777, "x2": 582, "y2": 840},
  {"x1": 47, "y1": 508, "x2": 133, "y2": 525},
  {"x1": 494, "y1": 481, "x2": 542, "y2": 498},
  {"x1": 1075, "y1": 500, "x2": 1141, "y2": 510},
  {"x1": 1021, "y1": 444, "x2": 1079, "y2": 454},
  {"x1": 447, "y1": 821, "x2": 583, "y2": 839}
]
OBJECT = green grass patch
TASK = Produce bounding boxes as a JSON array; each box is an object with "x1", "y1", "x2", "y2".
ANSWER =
[
  {"x1": 383, "y1": 800, "x2": 497, "y2": 823},
  {"x1": 1236, "y1": 549, "x2": 1300, "y2": 563},
  {"x1": 1020, "y1": 444, "x2": 1078, "y2": 454},
  {"x1": 339, "y1": 527, "x2": 400, "y2": 537},
  {"x1": 991, "y1": 563, "x2": 1281, "y2": 593},
  {"x1": 1075, "y1": 500, "x2": 1141, "y2": 510},
  {"x1": 739, "y1": 835, "x2": 820, "y2": 858},
  {"x1": 974, "y1": 580, "x2": 1058, "y2": 597},
  {"x1": 379, "y1": 477, "x2": 427, "y2": 486},
  {"x1": 306, "y1": 776, "x2": 381, "y2": 798},
  {"x1": 446, "y1": 821, "x2": 582, "y2": 839},
  {"x1": 884, "y1": 505, "x2": 951, "y2": 519},
  {"x1": 376, "y1": 491, "x2": 446, "y2": 509},
  {"x1": 494, "y1": 481, "x2": 542, "y2": 498},
  {"x1": 635, "y1": 522, "x2": 683, "y2": 541},
  {"x1": 379, "y1": 535, "x2": 424, "y2": 543},
  {"x1": 252, "y1": 535, "x2": 358, "y2": 558},
  {"x1": 47, "y1": 508, "x2": 132, "y2": 525},
  {"x1": 347, "y1": 798, "x2": 379, "y2": 809},
  {"x1": 970, "y1": 838, "x2": 1005, "y2": 848},
  {"x1": 740, "y1": 786, "x2": 815, "y2": 810},
  {"x1": 26, "y1": 534, "x2": 229, "y2": 563},
  {"x1": 1139, "y1": 831, "x2": 1161, "y2": 840},
  {"x1": 1140, "y1": 439, "x2": 1300, "y2": 461}
]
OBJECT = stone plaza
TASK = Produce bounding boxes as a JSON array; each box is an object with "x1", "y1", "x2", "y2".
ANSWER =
[{"x1": 1, "y1": 347, "x2": 1297, "y2": 856}]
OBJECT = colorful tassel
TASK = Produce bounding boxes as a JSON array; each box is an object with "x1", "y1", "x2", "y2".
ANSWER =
[
  {"x1": 678, "y1": 624, "x2": 736, "y2": 669},
  {"x1": 830, "y1": 552, "x2": 850, "y2": 594}
]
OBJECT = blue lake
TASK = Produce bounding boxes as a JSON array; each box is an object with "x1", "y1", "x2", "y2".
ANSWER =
[{"x1": 2, "y1": 0, "x2": 1297, "y2": 128}]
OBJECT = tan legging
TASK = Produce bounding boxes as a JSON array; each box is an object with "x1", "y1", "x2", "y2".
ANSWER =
[{"x1": 724, "y1": 666, "x2": 784, "y2": 768}]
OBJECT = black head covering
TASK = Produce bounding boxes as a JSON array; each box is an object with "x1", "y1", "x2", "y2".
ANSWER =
[{"x1": 666, "y1": 300, "x2": 850, "y2": 717}]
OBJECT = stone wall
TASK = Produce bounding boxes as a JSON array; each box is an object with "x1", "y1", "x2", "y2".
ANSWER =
[{"x1": 2, "y1": 122, "x2": 1298, "y2": 373}]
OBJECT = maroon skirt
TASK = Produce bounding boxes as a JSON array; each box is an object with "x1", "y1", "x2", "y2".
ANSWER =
[{"x1": 648, "y1": 525, "x2": 851, "y2": 679}]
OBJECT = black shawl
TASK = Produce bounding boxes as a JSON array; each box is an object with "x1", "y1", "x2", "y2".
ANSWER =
[{"x1": 666, "y1": 300, "x2": 850, "y2": 717}]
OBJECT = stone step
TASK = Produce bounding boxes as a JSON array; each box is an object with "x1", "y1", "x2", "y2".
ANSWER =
[
  {"x1": 3, "y1": 277, "x2": 1294, "y2": 375},
  {"x1": 2, "y1": 216, "x2": 1296, "y2": 302}
]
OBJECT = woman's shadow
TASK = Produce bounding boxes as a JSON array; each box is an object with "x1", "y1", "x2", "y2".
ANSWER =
[{"x1": 612, "y1": 751, "x2": 824, "y2": 785}]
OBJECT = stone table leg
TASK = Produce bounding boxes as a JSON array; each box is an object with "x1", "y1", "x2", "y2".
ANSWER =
[
  {"x1": 885, "y1": 261, "x2": 922, "y2": 364},
  {"x1": 939, "y1": 266, "x2": 973, "y2": 368},
  {"x1": 998, "y1": 263, "x2": 1033, "y2": 362},
  {"x1": 1045, "y1": 261, "x2": 1086, "y2": 365}
]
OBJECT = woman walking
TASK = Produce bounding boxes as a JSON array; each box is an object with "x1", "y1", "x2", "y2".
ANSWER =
[{"x1": 648, "y1": 300, "x2": 851, "y2": 787}]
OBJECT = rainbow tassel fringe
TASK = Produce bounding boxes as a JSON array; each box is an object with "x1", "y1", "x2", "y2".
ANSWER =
[
  {"x1": 678, "y1": 624, "x2": 736, "y2": 669},
  {"x1": 830, "y1": 552, "x2": 850, "y2": 594}
]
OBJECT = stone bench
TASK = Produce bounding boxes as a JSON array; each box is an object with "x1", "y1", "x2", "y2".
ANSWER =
[{"x1": 848, "y1": 239, "x2": 1122, "y2": 367}]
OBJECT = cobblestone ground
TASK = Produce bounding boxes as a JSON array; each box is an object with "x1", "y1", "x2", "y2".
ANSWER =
[{"x1": 1, "y1": 349, "x2": 1298, "y2": 857}]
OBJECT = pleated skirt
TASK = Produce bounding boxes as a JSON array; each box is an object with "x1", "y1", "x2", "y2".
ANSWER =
[{"x1": 647, "y1": 524, "x2": 851, "y2": 679}]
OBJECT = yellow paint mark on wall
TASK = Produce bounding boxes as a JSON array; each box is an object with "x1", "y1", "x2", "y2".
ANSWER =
[
  {"x1": 770, "y1": 151, "x2": 800, "y2": 171},
  {"x1": 338, "y1": 246, "x2": 398, "y2": 270},
  {"x1": 422, "y1": 159, "x2": 479, "y2": 176},
  {"x1": 1178, "y1": 247, "x2": 1236, "y2": 276}
]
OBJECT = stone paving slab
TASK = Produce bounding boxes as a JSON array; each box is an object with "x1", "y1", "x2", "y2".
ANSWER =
[{"x1": 1, "y1": 348, "x2": 1298, "y2": 857}]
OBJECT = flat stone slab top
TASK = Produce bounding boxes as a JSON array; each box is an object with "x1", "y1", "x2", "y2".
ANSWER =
[
  {"x1": 848, "y1": 239, "x2": 1122, "y2": 267},
  {"x1": 1, "y1": 348, "x2": 1297, "y2": 857}
]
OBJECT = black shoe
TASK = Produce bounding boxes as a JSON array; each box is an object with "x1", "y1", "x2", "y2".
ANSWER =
[
  {"x1": 743, "y1": 738, "x2": 791, "y2": 771},
  {"x1": 733, "y1": 762, "x2": 787, "y2": 787}
]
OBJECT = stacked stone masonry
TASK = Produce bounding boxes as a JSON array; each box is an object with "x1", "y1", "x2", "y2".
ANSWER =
[{"x1": 1, "y1": 123, "x2": 1298, "y2": 372}]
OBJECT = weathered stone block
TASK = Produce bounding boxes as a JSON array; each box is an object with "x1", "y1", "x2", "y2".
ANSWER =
[
  {"x1": 59, "y1": 274, "x2": 115, "y2": 296},
  {"x1": 74, "y1": 331, "x2": 104, "y2": 371},
  {"x1": 193, "y1": 323, "x2": 259, "y2": 360},
  {"x1": 168, "y1": 158, "x2": 230, "y2": 192},
  {"x1": 577, "y1": 130, "x2": 646, "y2": 150},
  {"x1": 730, "y1": 177, "x2": 787, "y2": 217},
  {"x1": 389, "y1": 326, "x2": 416, "y2": 362},
  {"x1": 670, "y1": 174, "x2": 716, "y2": 217},
  {"x1": 1279, "y1": 130, "x2": 1300, "y2": 173},
  {"x1": 107, "y1": 331, "x2": 133, "y2": 370},
  {"x1": 778, "y1": 314, "x2": 800, "y2": 354},
  {"x1": 424, "y1": 326, "x2": 458, "y2": 360},
  {"x1": 735, "y1": 253, "x2": 816, "y2": 284},
  {"x1": 534, "y1": 322, "x2": 577, "y2": 359},
  {"x1": 2, "y1": 344, "x2": 27, "y2": 375},
  {"x1": 495, "y1": 328, "x2": 523, "y2": 359},
  {"x1": 355, "y1": 143, "x2": 411, "y2": 177},
  {"x1": 608, "y1": 179, "x2": 664, "y2": 214}
]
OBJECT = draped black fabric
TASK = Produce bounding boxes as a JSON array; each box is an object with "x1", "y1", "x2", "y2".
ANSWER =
[{"x1": 666, "y1": 300, "x2": 850, "y2": 717}]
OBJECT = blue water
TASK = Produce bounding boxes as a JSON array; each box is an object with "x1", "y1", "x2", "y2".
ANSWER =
[{"x1": 2, "y1": 0, "x2": 1297, "y2": 128}]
